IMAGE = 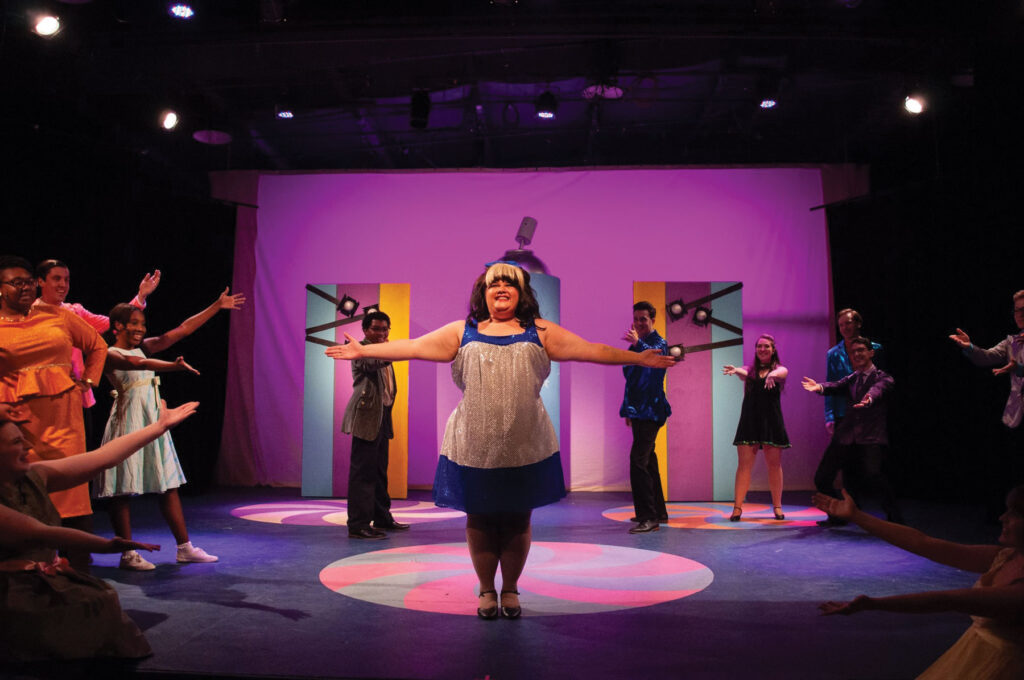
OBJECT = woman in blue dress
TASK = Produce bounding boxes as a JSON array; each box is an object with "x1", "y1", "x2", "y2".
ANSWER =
[{"x1": 327, "y1": 262, "x2": 675, "y2": 619}]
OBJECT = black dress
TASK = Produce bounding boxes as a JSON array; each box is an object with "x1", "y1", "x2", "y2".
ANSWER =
[{"x1": 732, "y1": 374, "x2": 791, "y2": 449}]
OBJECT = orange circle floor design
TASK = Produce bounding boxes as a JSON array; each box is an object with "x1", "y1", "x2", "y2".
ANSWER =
[
  {"x1": 603, "y1": 501, "x2": 827, "y2": 529},
  {"x1": 230, "y1": 499, "x2": 464, "y2": 526}
]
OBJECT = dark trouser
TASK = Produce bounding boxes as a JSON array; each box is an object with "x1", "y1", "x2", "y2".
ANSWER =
[
  {"x1": 629, "y1": 419, "x2": 668, "y2": 522},
  {"x1": 816, "y1": 442, "x2": 901, "y2": 521},
  {"x1": 346, "y1": 407, "x2": 393, "y2": 531}
]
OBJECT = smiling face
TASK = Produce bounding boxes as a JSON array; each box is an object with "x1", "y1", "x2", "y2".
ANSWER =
[
  {"x1": 37, "y1": 266, "x2": 70, "y2": 305},
  {"x1": 364, "y1": 319, "x2": 390, "y2": 344},
  {"x1": 633, "y1": 310, "x2": 654, "y2": 338},
  {"x1": 837, "y1": 312, "x2": 862, "y2": 341},
  {"x1": 755, "y1": 337, "x2": 775, "y2": 363},
  {"x1": 485, "y1": 277, "x2": 520, "y2": 321},
  {"x1": 0, "y1": 266, "x2": 37, "y2": 315},
  {"x1": 0, "y1": 422, "x2": 32, "y2": 482},
  {"x1": 114, "y1": 309, "x2": 147, "y2": 349},
  {"x1": 848, "y1": 341, "x2": 874, "y2": 371}
]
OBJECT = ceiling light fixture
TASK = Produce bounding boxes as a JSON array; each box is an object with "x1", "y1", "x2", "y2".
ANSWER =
[
  {"x1": 535, "y1": 91, "x2": 557, "y2": 119},
  {"x1": 759, "y1": 98, "x2": 777, "y2": 109},
  {"x1": 32, "y1": 15, "x2": 61, "y2": 37},
  {"x1": 159, "y1": 110, "x2": 179, "y2": 130},
  {"x1": 903, "y1": 95, "x2": 925, "y2": 115},
  {"x1": 169, "y1": 4, "x2": 195, "y2": 19}
]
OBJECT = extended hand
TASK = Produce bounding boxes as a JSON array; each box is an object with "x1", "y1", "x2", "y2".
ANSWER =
[
  {"x1": 819, "y1": 595, "x2": 871, "y2": 616},
  {"x1": 174, "y1": 356, "x2": 200, "y2": 375},
  {"x1": 948, "y1": 328, "x2": 971, "y2": 348},
  {"x1": 0, "y1": 402, "x2": 29, "y2": 423},
  {"x1": 107, "y1": 537, "x2": 161, "y2": 554},
  {"x1": 157, "y1": 400, "x2": 199, "y2": 430},
  {"x1": 801, "y1": 377, "x2": 821, "y2": 393},
  {"x1": 852, "y1": 395, "x2": 873, "y2": 409},
  {"x1": 217, "y1": 287, "x2": 247, "y2": 310},
  {"x1": 622, "y1": 328, "x2": 639, "y2": 345},
  {"x1": 722, "y1": 364, "x2": 737, "y2": 376},
  {"x1": 639, "y1": 348, "x2": 677, "y2": 368},
  {"x1": 811, "y1": 488, "x2": 857, "y2": 520},
  {"x1": 325, "y1": 334, "x2": 363, "y2": 360},
  {"x1": 993, "y1": 360, "x2": 1017, "y2": 377},
  {"x1": 138, "y1": 270, "x2": 161, "y2": 300},
  {"x1": 764, "y1": 374, "x2": 777, "y2": 390}
]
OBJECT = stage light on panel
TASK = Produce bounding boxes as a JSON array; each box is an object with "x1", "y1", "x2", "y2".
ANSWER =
[
  {"x1": 535, "y1": 91, "x2": 557, "y2": 119},
  {"x1": 666, "y1": 299, "x2": 687, "y2": 322},
  {"x1": 362, "y1": 304, "x2": 380, "y2": 316},
  {"x1": 32, "y1": 15, "x2": 61, "y2": 37},
  {"x1": 903, "y1": 95, "x2": 925, "y2": 115},
  {"x1": 337, "y1": 295, "x2": 359, "y2": 317},
  {"x1": 759, "y1": 98, "x2": 777, "y2": 109},
  {"x1": 159, "y1": 109, "x2": 180, "y2": 130},
  {"x1": 275, "y1": 107, "x2": 294, "y2": 120},
  {"x1": 692, "y1": 306, "x2": 712, "y2": 327},
  {"x1": 667, "y1": 344, "x2": 685, "y2": 361},
  {"x1": 169, "y1": 4, "x2": 195, "y2": 19}
]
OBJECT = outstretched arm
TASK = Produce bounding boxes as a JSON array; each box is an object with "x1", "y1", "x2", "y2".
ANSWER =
[
  {"x1": 34, "y1": 401, "x2": 199, "y2": 492},
  {"x1": 820, "y1": 584, "x2": 1024, "y2": 621},
  {"x1": 142, "y1": 287, "x2": 245, "y2": 355},
  {"x1": 0, "y1": 505, "x2": 159, "y2": 554},
  {"x1": 105, "y1": 351, "x2": 199, "y2": 375},
  {"x1": 539, "y1": 321, "x2": 675, "y2": 367},
  {"x1": 722, "y1": 365, "x2": 748, "y2": 380},
  {"x1": 136, "y1": 269, "x2": 161, "y2": 306},
  {"x1": 326, "y1": 321, "x2": 463, "y2": 363},
  {"x1": 812, "y1": 490, "x2": 1000, "y2": 573}
]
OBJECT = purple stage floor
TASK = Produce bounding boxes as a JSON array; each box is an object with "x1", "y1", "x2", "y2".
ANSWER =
[{"x1": 3, "y1": 488, "x2": 996, "y2": 680}]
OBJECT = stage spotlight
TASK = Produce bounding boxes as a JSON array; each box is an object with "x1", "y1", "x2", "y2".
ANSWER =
[
  {"x1": 667, "y1": 299, "x2": 687, "y2": 322},
  {"x1": 410, "y1": 91, "x2": 431, "y2": 129},
  {"x1": 337, "y1": 295, "x2": 359, "y2": 317},
  {"x1": 759, "y1": 98, "x2": 777, "y2": 109},
  {"x1": 692, "y1": 306, "x2": 712, "y2": 327},
  {"x1": 904, "y1": 95, "x2": 925, "y2": 115},
  {"x1": 275, "y1": 107, "x2": 294, "y2": 120},
  {"x1": 362, "y1": 304, "x2": 380, "y2": 317},
  {"x1": 33, "y1": 15, "x2": 61, "y2": 37},
  {"x1": 535, "y1": 91, "x2": 557, "y2": 119},
  {"x1": 159, "y1": 110, "x2": 179, "y2": 130},
  {"x1": 667, "y1": 344, "x2": 685, "y2": 361},
  {"x1": 169, "y1": 4, "x2": 195, "y2": 19}
]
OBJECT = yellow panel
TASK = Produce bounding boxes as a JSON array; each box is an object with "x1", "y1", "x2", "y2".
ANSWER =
[
  {"x1": 632, "y1": 282, "x2": 669, "y2": 499},
  {"x1": 379, "y1": 283, "x2": 410, "y2": 499}
]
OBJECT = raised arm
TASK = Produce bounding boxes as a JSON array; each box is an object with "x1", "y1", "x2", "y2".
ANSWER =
[
  {"x1": 33, "y1": 401, "x2": 199, "y2": 492},
  {"x1": 142, "y1": 286, "x2": 245, "y2": 354},
  {"x1": 539, "y1": 321, "x2": 676, "y2": 367},
  {"x1": 136, "y1": 269, "x2": 161, "y2": 305},
  {"x1": 326, "y1": 321, "x2": 463, "y2": 363},
  {"x1": 0, "y1": 504, "x2": 159, "y2": 554},
  {"x1": 813, "y1": 490, "x2": 1000, "y2": 573}
]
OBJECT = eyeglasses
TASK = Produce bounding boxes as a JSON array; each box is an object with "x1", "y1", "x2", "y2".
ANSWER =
[{"x1": 1, "y1": 278, "x2": 35, "y2": 290}]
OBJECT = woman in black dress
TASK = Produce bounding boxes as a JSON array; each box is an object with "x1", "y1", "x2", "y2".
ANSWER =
[{"x1": 723, "y1": 334, "x2": 790, "y2": 521}]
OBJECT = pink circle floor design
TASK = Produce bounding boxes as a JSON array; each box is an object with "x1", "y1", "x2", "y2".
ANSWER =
[
  {"x1": 230, "y1": 499, "x2": 464, "y2": 526},
  {"x1": 603, "y1": 502, "x2": 827, "y2": 529},
  {"x1": 319, "y1": 541, "x2": 714, "y2": 616}
]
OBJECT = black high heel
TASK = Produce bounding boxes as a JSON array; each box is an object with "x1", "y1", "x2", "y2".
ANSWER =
[
  {"x1": 500, "y1": 589, "x2": 522, "y2": 619},
  {"x1": 729, "y1": 507, "x2": 742, "y2": 522},
  {"x1": 773, "y1": 506, "x2": 785, "y2": 520},
  {"x1": 477, "y1": 590, "x2": 498, "y2": 620}
]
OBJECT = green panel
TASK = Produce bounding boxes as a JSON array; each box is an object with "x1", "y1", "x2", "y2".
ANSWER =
[{"x1": 711, "y1": 282, "x2": 744, "y2": 501}]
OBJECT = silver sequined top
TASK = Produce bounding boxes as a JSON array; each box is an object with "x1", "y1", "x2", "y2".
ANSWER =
[{"x1": 439, "y1": 326, "x2": 559, "y2": 469}]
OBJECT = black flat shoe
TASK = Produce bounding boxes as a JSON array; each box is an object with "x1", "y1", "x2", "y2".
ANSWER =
[
  {"x1": 500, "y1": 590, "x2": 522, "y2": 619},
  {"x1": 729, "y1": 507, "x2": 742, "y2": 522},
  {"x1": 629, "y1": 519, "x2": 660, "y2": 534},
  {"x1": 773, "y1": 506, "x2": 785, "y2": 520},
  {"x1": 477, "y1": 590, "x2": 498, "y2": 620},
  {"x1": 374, "y1": 519, "x2": 411, "y2": 531},
  {"x1": 348, "y1": 527, "x2": 388, "y2": 540}
]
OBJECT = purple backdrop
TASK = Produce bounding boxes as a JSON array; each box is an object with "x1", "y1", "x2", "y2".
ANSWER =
[{"x1": 217, "y1": 168, "x2": 838, "y2": 494}]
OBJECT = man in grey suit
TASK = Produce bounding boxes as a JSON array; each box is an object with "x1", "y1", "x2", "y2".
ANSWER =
[
  {"x1": 802, "y1": 336, "x2": 902, "y2": 523},
  {"x1": 342, "y1": 311, "x2": 410, "y2": 539}
]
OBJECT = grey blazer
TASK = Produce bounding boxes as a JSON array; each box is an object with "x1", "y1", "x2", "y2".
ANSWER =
[{"x1": 340, "y1": 343, "x2": 396, "y2": 441}]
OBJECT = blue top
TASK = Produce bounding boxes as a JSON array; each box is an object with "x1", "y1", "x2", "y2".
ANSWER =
[
  {"x1": 462, "y1": 317, "x2": 543, "y2": 347},
  {"x1": 619, "y1": 330, "x2": 672, "y2": 422},
  {"x1": 825, "y1": 339, "x2": 884, "y2": 423}
]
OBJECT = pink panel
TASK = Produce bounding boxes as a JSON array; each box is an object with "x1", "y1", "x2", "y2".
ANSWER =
[{"x1": 665, "y1": 282, "x2": 712, "y2": 500}]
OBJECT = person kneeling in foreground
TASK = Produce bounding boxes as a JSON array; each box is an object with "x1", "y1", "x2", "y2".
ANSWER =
[
  {"x1": 0, "y1": 400, "x2": 198, "y2": 661},
  {"x1": 812, "y1": 488, "x2": 1024, "y2": 679}
]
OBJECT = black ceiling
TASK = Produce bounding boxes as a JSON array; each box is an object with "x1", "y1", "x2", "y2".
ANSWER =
[{"x1": 4, "y1": 1, "x2": 1022, "y2": 180}]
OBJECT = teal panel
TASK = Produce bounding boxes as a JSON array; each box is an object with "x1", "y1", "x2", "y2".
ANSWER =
[
  {"x1": 711, "y1": 282, "x2": 744, "y2": 501},
  {"x1": 302, "y1": 284, "x2": 338, "y2": 496},
  {"x1": 532, "y1": 273, "x2": 560, "y2": 446}
]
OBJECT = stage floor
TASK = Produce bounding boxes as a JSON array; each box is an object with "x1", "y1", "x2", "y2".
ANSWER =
[{"x1": 6, "y1": 488, "x2": 996, "y2": 679}]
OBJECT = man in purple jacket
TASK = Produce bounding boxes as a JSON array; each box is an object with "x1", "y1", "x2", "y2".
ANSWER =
[{"x1": 803, "y1": 336, "x2": 902, "y2": 523}]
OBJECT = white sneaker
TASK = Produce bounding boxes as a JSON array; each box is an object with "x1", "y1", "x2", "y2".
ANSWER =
[
  {"x1": 176, "y1": 542, "x2": 218, "y2": 563},
  {"x1": 119, "y1": 550, "x2": 156, "y2": 571}
]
